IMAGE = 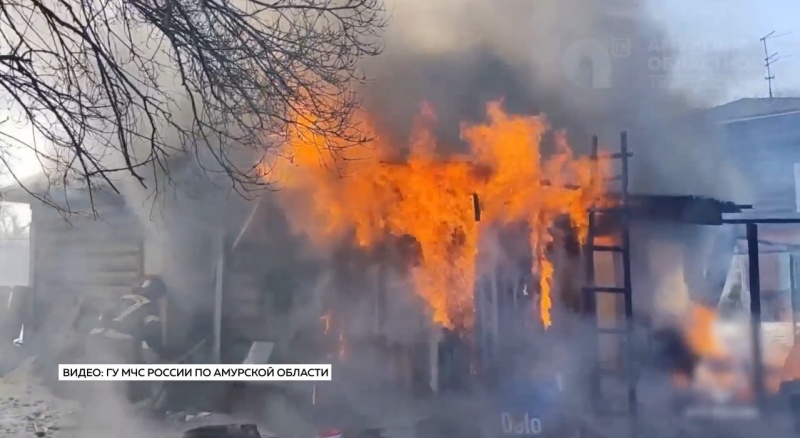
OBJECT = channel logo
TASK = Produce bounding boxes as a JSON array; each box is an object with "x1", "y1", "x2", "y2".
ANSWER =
[{"x1": 561, "y1": 38, "x2": 629, "y2": 89}]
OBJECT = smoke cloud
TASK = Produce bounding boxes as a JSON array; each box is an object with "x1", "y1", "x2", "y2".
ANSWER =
[
  {"x1": 333, "y1": 0, "x2": 759, "y2": 400},
  {"x1": 360, "y1": 0, "x2": 746, "y2": 200},
  {"x1": 353, "y1": 0, "x2": 756, "y2": 325},
  {"x1": 111, "y1": 0, "x2": 754, "y2": 338},
  {"x1": 21, "y1": 0, "x2": 765, "y2": 427}
]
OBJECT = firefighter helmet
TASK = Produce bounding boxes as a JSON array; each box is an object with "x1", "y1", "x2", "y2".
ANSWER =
[{"x1": 139, "y1": 275, "x2": 167, "y2": 300}]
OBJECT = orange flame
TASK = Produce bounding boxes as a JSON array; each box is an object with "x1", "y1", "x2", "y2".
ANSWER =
[
  {"x1": 679, "y1": 304, "x2": 784, "y2": 398},
  {"x1": 272, "y1": 100, "x2": 608, "y2": 330},
  {"x1": 685, "y1": 304, "x2": 726, "y2": 360}
]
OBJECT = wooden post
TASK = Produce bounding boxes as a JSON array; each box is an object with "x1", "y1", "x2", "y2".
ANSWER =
[{"x1": 212, "y1": 229, "x2": 225, "y2": 364}]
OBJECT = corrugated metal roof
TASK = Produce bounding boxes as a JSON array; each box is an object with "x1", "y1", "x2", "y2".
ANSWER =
[{"x1": 707, "y1": 97, "x2": 800, "y2": 124}]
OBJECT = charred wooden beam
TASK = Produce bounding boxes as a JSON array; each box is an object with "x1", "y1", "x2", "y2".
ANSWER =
[
  {"x1": 747, "y1": 223, "x2": 765, "y2": 407},
  {"x1": 590, "y1": 194, "x2": 744, "y2": 231}
]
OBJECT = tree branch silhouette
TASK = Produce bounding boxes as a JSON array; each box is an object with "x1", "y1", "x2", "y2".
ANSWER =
[{"x1": 0, "y1": 0, "x2": 386, "y2": 211}]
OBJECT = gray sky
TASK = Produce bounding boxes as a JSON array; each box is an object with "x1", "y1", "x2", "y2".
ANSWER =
[{"x1": 650, "y1": 0, "x2": 800, "y2": 100}]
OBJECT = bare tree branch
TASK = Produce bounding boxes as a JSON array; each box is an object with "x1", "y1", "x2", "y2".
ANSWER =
[
  {"x1": 0, "y1": 0, "x2": 386, "y2": 211},
  {"x1": 0, "y1": 202, "x2": 29, "y2": 238}
]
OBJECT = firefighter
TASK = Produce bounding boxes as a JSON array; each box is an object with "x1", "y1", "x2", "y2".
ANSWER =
[
  {"x1": 91, "y1": 276, "x2": 166, "y2": 355},
  {"x1": 85, "y1": 275, "x2": 168, "y2": 402}
]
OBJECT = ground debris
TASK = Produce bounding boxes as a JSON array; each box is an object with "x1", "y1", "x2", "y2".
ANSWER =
[
  {"x1": 0, "y1": 374, "x2": 81, "y2": 438},
  {"x1": 166, "y1": 410, "x2": 214, "y2": 423}
]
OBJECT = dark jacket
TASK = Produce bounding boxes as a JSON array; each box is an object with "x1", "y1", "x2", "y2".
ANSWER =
[{"x1": 100, "y1": 293, "x2": 164, "y2": 355}]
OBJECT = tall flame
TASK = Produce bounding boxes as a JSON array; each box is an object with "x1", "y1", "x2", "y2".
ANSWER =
[{"x1": 271, "y1": 100, "x2": 609, "y2": 330}]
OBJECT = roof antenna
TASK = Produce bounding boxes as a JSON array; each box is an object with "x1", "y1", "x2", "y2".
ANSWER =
[{"x1": 760, "y1": 31, "x2": 790, "y2": 98}]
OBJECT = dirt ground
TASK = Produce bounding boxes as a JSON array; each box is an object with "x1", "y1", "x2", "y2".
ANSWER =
[
  {"x1": 0, "y1": 370, "x2": 82, "y2": 438},
  {"x1": 0, "y1": 360, "x2": 334, "y2": 438}
]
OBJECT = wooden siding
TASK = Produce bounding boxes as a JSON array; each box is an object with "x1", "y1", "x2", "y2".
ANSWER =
[{"x1": 30, "y1": 205, "x2": 143, "y2": 334}]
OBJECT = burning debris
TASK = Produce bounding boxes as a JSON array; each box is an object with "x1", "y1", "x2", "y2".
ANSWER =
[
  {"x1": 271, "y1": 100, "x2": 611, "y2": 331},
  {"x1": 666, "y1": 301, "x2": 793, "y2": 406}
]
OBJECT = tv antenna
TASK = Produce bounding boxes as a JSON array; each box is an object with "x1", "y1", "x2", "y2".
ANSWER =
[{"x1": 760, "y1": 31, "x2": 791, "y2": 98}]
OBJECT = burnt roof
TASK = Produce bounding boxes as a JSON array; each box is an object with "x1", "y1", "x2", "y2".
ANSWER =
[
  {"x1": 592, "y1": 195, "x2": 746, "y2": 234},
  {"x1": 622, "y1": 194, "x2": 743, "y2": 224}
]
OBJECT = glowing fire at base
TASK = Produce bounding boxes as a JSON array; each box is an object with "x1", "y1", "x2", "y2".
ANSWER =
[
  {"x1": 678, "y1": 303, "x2": 787, "y2": 400},
  {"x1": 272, "y1": 100, "x2": 609, "y2": 330}
]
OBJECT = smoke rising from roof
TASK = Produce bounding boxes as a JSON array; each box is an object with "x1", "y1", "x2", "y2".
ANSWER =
[
  {"x1": 351, "y1": 0, "x2": 754, "y2": 327},
  {"x1": 359, "y1": 0, "x2": 747, "y2": 202}
]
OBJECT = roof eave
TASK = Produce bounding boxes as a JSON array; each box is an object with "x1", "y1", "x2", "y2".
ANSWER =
[{"x1": 718, "y1": 109, "x2": 800, "y2": 125}]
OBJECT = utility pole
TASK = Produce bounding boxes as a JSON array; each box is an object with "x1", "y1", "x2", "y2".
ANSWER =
[{"x1": 760, "y1": 31, "x2": 789, "y2": 98}]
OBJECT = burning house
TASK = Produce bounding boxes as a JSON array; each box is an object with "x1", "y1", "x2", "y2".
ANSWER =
[
  {"x1": 8, "y1": 94, "x2": 800, "y2": 438},
  {"x1": 219, "y1": 101, "x2": 612, "y2": 399},
  {"x1": 8, "y1": 0, "x2": 800, "y2": 431}
]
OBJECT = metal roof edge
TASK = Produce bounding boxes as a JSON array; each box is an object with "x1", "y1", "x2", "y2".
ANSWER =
[{"x1": 718, "y1": 109, "x2": 800, "y2": 125}]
